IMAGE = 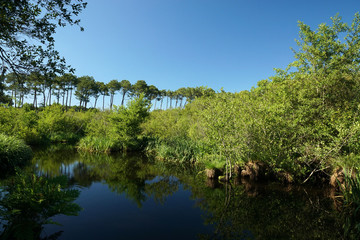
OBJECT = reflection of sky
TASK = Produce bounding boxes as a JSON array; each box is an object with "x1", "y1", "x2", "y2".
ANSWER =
[
  {"x1": 145, "y1": 175, "x2": 178, "y2": 184},
  {"x1": 36, "y1": 161, "x2": 81, "y2": 178},
  {"x1": 42, "y1": 181, "x2": 212, "y2": 240}
]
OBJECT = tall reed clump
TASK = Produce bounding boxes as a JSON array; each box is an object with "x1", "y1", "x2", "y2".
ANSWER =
[
  {"x1": 340, "y1": 169, "x2": 360, "y2": 239},
  {"x1": 77, "y1": 136, "x2": 117, "y2": 153},
  {"x1": 146, "y1": 137, "x2": 199, "y2": 164},
  {"x1": 0, "y1": 134, "x2": 32, "y2": 173}
]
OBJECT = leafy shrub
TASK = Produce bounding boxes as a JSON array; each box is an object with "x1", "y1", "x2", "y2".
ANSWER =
[
  {"x1": 78, "y1": 95, "x2": 150, "y2": 152},
  {"x1": 141, "y1": 108, "x2": 190, "y2": 140},
  {"x1": 0, "y1": 107, "x2": 44, "y2": 145},
  {"x1": 37, "y1": 104, "x2": 89, "y2": 143}
]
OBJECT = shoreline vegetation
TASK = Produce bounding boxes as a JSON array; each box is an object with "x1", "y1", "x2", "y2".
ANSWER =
[
  {"x1": 1, "y1": 11, "x2": 360, "y2": 238},
  {"x1": 1, "y1": 14, "x2": 360, "y2": 186}
]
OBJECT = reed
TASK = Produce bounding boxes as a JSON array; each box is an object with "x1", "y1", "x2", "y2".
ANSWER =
[
  {"x1": 0, "y1": 134, "x2": 32, "y2": 173},
  {"x1": 77, "y1": 136, "x2": 117, "y2": 153},
  {"x1": 146, "y1": 137, "x2": 199, "y2": 164}
]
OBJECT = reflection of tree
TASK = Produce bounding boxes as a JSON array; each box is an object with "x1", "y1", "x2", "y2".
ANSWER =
[
  {"x1": 32, "y1": 148, "x2": 185, "y2": 208},
  {"x1": 0, "y1": 172, "x2": 81, "y2": 240},
  {"x1": 191, "y1": 179, "x2": 343, "y2": 240},
  {"x1": 79, "y1": 152, "x2": 181, "y2": 207},
  {"x1": 145, "y1": 176, "x2": 179, "y2": 204},
  {"x1": 71, "y1": 162, "x2": 100, "y2": 187},
  {"x1": 29, "y1": 147, "x2": 345, "y2": 239},
  {"x1": 31, "y1": 144, "x2": 78, "y2": 178}
]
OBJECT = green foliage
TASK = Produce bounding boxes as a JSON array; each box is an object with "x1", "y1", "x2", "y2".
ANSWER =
[
  {"x1": 77, "y1": 95, "x2": 150, "y2": 152},
  {"x1": 1, "y1": 0, "x2": 87, "y2": 74},
  {"x1": 0, "y1": 134, "x2": 32, "y2": 174},
  {"x1": 0, "y1": 105, "x2": 89, "y2": 145},
  {"x1": 0, "y1": 106, "x2": 44, "y2": 145},
  {"x1": 0, "y1": 172, "x2": 81, "y2": 240},
  {"x1": 141, "y1": 108, "x2": 190, "y2": 140},
  {"x1": 110, "y1": 94, "x2": 150, "y2": 150},
  {"x1": 37, "y1": 104, "x2": 89, "y2": 143}
]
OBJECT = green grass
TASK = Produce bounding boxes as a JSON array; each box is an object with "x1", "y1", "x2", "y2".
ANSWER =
[
  {"x1": 0, "y1": 134, "x2": 32, "y2": 173},
  {"x1": 146, "y1": 137, "x2": 199, "y2": 163},
  {"x1": 77, "y1": 136, "x2": 118, "y2": 153}
]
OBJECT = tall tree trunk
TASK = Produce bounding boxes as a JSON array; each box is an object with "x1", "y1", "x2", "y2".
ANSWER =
[
  {"x1": 62, "y1": 89, "x2": 65, "y2": 106},
  {"x1": 160, "y1": 98, "x2": 163, "y2": 110},
  {"x1": 14, "y1": 89, "x2": 17, "y2": 108},
  {"x1": 103, "y1": 94, "x2": 105, "y2": 111},
  {"x1": 47, "y1": 87, "x2": 52, "y2": 106},
  {"x1": 69, "y1": 87, "x2": 73, "y2": 107},
  {"x1": 94, "y1": 97, "x2": 98, "y2": 108},
  {"x1": 33, "y1": 89, "x2": 37, "y2": 108},
  {"x1": 65, "y1": 89, "x2": 69, "y2": 110},
  {"x1": 49, "y1": 87, "x2": 52, "y2": 106},
  {"x1": 121, "y1": 92, "x2": 126, "y2": 106},
  {"x1": 20, "y1": 93, "x2": 23, "y2": 107},
  {"x1": 57, "y1": 89, "x2": 60, "y2": 104},
  {"x1": 43, "y1": 90, "x2": 46, "y2": 107},
  {"x1": 154, "y1": 99, "x2": 157, "y2": 110}
]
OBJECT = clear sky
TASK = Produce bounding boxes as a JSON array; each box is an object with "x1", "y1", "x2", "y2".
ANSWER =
[{"x1": 54, "y1": 0, "x2": 359, "y2": 94}]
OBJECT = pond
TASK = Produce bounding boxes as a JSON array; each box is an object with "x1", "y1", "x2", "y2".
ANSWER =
[{"x1": 1, "y1": 145, "x2": 345, "y2": 239}]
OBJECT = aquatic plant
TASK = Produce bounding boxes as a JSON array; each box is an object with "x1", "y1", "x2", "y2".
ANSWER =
[
  {"x1": 146, "y1": 137, "x2": 199, "y2": 164},
  {"x1": 77, "y1": 136, "x2": 117, "y2": 153},
  {"x1": 0, "y1": 172, "x2": 81, "y2": 240}
]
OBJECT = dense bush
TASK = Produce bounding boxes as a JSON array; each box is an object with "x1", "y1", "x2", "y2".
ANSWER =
[
  {"x1": 0, "y1": 104, "x2": 90, "y2": 145},
  {"x1": 37, "y1": 104, "x2": 90, "y2": 143},
  {"x1": 77, "y1": 95, "x2": 150, "y2": 152},
  {"x1": 0, "y1": 107, "x2": 44, "y2": 145}
]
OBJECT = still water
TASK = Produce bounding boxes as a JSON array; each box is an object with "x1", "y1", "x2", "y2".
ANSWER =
[{"x1": 1, "y1": 145, "x2": 344, "y2": 239}]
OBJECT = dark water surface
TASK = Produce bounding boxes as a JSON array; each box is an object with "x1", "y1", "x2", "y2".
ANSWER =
[{"x1": 2, "y1": 145, "x2": 345, "y2": 239}]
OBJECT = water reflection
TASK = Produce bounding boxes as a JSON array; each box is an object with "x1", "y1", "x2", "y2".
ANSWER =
[
  {"x1": 32, "y1": 147, "x2": 183, "y2": 208},
  {"x1": 9, "y1": 145, "x2": 345, "y2": 239},
  {"x1": 0, "y1": 172, "x2": 81, "y2": 240},
  {"x1": 193, "y1": 181, "x2": 343, "y2": 240}
]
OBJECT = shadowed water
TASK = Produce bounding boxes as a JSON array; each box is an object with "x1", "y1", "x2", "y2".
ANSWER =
[{"x1": 0, "y1": 145, "x2": 345, "y2": 239}]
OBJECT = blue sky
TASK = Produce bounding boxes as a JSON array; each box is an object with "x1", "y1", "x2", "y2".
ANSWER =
[{"x1": 54, "y1": 0, "x2": 359, "y2": 95}]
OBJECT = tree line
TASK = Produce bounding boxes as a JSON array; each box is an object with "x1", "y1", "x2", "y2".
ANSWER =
[{"x1": 0, "y1": 72, "x2": 215, "y2": 110}]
